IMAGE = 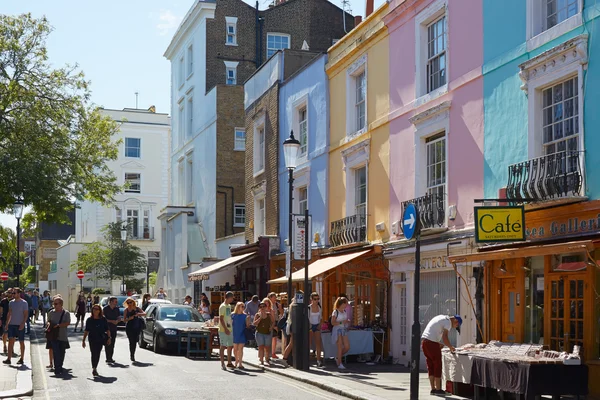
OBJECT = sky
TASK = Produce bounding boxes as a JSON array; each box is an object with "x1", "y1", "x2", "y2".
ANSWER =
[{"x1": 0, "y1": 0, "x2": 383, "y2": 229}]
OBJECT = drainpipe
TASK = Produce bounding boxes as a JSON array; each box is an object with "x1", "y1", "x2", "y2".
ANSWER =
[
  {"x1": 255, "y1": 1, "x2": 260, "y2": 67},
  {"x1": 217, "y1": 191, "x2": 228, "y2": 237}
]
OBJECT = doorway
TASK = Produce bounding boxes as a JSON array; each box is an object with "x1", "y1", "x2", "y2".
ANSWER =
[
  {"x1": 547, "y1": 274, "x2": 585, "y2": 353},
  {"x1": 501, "y1": 278, "x2": 518, "y2": 342}
]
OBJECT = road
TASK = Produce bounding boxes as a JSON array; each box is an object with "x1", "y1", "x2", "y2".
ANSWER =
[{"x1": 29, "y1": 321, "x2": 346, "y2": 400}]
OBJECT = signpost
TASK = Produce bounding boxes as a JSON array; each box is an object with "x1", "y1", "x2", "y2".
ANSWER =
[
  {"x1": 293, "y1": 215, "x2": 312, "y2": 261},
  {"x1": 291, "y1": 210, "x2": 311, "y2": 371},
  {"x1": 286, "y1": 246, "x2": 291, "y2": 279},
  {"x1": 76, "y1": 270, "x2": 85, "y2": 293},
  {"x1": 403, "y1": 203, "x2": 422, "y2": 400}
]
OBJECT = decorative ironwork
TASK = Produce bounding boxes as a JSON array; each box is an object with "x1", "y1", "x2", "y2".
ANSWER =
[
  {"x1": 329, "y1": 213, "x2": 366, "y2": 247},
  {"x1": 401, "y1": 193, "x2": 445, "y2": 231},
  {"x1": 506, "y1": 151, "x2": 583, "y2": 201}
]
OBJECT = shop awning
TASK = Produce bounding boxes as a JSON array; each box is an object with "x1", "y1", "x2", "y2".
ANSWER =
[
  {"x1": 188, "y1": 252, "x2": 257, "y2": 281},
  {"x1": 447, "y1": 240, "x2": 594, "y2": 264},
  {"x1": 267, "y1": 249, "x2": 371, "y2": 284}
]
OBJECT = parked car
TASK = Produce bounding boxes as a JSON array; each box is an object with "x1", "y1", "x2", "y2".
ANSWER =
[
  {"x1": 139, "y1": 304, "x2": 206, "y2": 353},
  {"x1": 137, "y1": 298, "x2": 172, "y2": 309},
  {"x1": 99, "y1": 295, "x2": 131, "y2": 327}
]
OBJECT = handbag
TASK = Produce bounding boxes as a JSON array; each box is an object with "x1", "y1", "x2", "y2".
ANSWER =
[{"x1": 45, "y1": 311, "x2": 65, "y2": 341}]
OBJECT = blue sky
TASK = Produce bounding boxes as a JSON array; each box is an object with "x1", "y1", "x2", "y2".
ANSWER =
[{"x1": 1, "y1": 0, "x2": 383, "y2": 229}]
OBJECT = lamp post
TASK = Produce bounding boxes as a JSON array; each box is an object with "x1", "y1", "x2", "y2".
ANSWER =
[
  {"x1": 13, "y1": 200, "x2": 24, "y2": 287},
  {"x1": 283, "y1": 131, "x2": 300, "y2": 304},
  {"x1": 120, "y1": 225, "x2": 127, "y2": 295}
]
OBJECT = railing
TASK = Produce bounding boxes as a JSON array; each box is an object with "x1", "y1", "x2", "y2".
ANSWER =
[
  {"x1": 506, "y1": 151, "x2": 583, "y2": 201},
  {"x1": 130, "y1": 226, "x2": 155, "y2": 240},
  {"x1": 329, "y1": 213, "x2": 367, "y2": 247},
  {"x1": 401, "y1": 193, "x2": 446, "y2": 232}
]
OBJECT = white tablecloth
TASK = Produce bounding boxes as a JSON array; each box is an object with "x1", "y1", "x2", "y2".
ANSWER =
[
  {"x1": 320, "y1": 330, "x2": 375, "y2": 359},
  {"x1": 442, "y1": 351, "x2": 474, "y2": 384}
]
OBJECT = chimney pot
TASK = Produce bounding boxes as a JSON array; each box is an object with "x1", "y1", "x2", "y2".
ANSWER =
[
  {"x1": 366, "y1": 0, "x2": 374, "y2": 17},
  {"x1": 354, "y1": 15, "x2": 362, "y2": 26}
]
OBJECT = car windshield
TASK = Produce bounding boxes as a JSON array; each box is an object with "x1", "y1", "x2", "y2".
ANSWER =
[{"x1": 157, "y1": 307, "x2": 204, "y2": 322}]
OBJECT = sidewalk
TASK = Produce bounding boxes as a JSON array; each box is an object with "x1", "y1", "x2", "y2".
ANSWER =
[
  {"x1": 0, "y1": 330, "x2": 34, "y2": 399},
  {"x1": 221, "y1": 347, "x2": 468, "y2": 400}
]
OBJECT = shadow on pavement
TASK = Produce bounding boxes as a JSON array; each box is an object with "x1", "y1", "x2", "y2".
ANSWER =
[
  {"x1": 90, "y1": 376, "x2": 118, "y2": 384},
  {"x1": 108, "y1": 362, "x2": 130, "y2": 369},
  {"x1": 132, "y1": 361, "x2": 153, "y2": 367},
  {"x1": 50, "y1": 369, "x2": 76, "y2": 380}
]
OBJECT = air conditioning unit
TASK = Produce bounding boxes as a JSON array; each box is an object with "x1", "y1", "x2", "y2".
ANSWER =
[
  {"x1": 391, "y1": 220, "x2": 400, "y2": 236},
  {"x1": 376, "y1": 222, "x2": 386, "y2": 232}
]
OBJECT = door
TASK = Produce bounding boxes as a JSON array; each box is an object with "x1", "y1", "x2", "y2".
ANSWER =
[
  {"x1": 501, "y1": 279, "x2": 518, "y2": 342},
  {"x1": 548, "y1": 275, "x2": 585, "y2": 352}
]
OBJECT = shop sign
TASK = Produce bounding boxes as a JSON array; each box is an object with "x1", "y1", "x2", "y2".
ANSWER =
[
  {"x1": 293, "y1": 215, "x2": 312, "y2": 261},
  {"x1": 526, "y1": 213, "x2": 600, "y2": 240},
  {"x1": 407, "y1": 255, "x2": 449, "y2": 269},
  {"x1": 475, "y1": 206, "x2": 525, "y2": 243}
]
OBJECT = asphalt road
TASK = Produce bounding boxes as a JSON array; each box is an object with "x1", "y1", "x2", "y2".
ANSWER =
[{"x1": 29, "y1": 321, "x2": 346, "y2": 400}]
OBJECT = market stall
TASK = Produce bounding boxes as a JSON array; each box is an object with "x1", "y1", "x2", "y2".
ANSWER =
[{"x1": 320, "y1": 330, "x2": 376, "y2": 359}]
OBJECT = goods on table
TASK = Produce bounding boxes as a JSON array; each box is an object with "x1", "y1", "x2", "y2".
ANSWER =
[{"x1": 443, "y1": 341, "x2": 581, "y2": 365}]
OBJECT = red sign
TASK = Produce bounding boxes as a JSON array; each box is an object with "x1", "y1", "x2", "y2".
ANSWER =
[
  {"x1": 0, "y1": 272, "x2": 8, "y2": 281},
  {"x1": 76, "y1": 270, "x2": 85, "y2": 279}
]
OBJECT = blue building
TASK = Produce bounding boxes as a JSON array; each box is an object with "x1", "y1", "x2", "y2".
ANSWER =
[
  {"x1": 278, "y1": 54, "x2": 329, "y2": 251},
  {"x1": 480, "y1": 0, "x2": 600, "y2": 380}
]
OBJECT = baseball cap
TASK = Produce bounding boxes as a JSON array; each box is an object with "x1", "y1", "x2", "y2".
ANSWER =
[{"x1": 454, "y1": 315, "x2": 463, "y2": 334}]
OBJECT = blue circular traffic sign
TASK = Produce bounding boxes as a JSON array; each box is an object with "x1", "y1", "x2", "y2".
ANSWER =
[{"x1": 402, "y1": 203, "x2": 420, "y2": 240}]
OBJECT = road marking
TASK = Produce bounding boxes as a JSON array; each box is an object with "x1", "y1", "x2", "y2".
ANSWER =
[{"x1": 32, "y1": 329, "x2": 51, "y2": 400}]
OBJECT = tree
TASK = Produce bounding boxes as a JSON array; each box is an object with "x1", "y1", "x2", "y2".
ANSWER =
[
  {"x1": 0, "y1": 14, "x2": 121, "y2": 223},
  {"x1": 124, "y1": 278, "x2": 144, "y2": 293},
  {"x1": 22, "y1": 264, "x2": 36, "y2": 286},
  {"x1": 148, "y1": 271, "x2": 157, "y2": 287}
]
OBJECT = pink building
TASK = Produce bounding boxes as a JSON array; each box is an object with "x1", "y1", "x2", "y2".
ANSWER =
[{"x1": 382, "y1": 0, "x2": 484, "y2": 366}]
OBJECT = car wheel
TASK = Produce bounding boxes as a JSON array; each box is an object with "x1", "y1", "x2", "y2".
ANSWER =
[
  {"x1": 139, "y1": 332, "x2": 147, "y2": 349},
  {"x1": 152, "y1": 332, "x2": 162, "y2": 354}
]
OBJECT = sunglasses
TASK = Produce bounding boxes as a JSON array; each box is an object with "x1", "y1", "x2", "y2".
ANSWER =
[{"x1": 313, "y1": 298, "x2": 320, "y2": 301}]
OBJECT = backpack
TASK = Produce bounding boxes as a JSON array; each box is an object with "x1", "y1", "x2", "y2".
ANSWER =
[
  {"x1": 327, "y1": 310, "x2": 339, "y2": 331},
  {"x1": 277, "y1": 308, "x2": 288, "y2": 330}
]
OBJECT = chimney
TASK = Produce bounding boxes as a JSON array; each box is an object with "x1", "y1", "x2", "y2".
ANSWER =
[
  {"x1": 354, "y1": 15, "x2": 362, "y2": 26},
  {"x1": 366, "y1": 0, "x2": 374, "y2": 18}
]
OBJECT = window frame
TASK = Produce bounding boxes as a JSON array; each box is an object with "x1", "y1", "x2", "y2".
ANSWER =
[
  {"x1": 225, "y1": 16, "x2": 238, "y2": 46},
  {"x1": 345, "y1": 55, "x2": 368, "y2": 138},
  {"x1": 353, "y1": 166, "x2": 367, "y2": 216},
  {"x1": 224, "y1": 61, "x2": 239, "y2": 86},
  {"x1": 426, "y1": 15, "x2": 447, "y2": 94},
  {"x1": 178, "y1": 103, "x2": 185, "y2": 147},
  {"x1": 234, "y1": 204, "x2": 246, "y2": 227},
  {"x1": 425, "y1": 132, "x2": 447, "y2": 199},
  {"x1": 124, "y1": 137, "x2": 141, "y2": 158},
  {"x1": 186, "y1": 154, "x2": 194, "y2": 205},
  {"x1": 253, "y1": 114, "x2": 266, "y2": 177},
  {"x1": 526, "y1": 0, "x2": 583, "y2": 51},
  {"x1": 126, "y1": 208, "x2": 140, "y2": 239},
  {"x1": 234, "y1": 128, "x2": 246, "y2": 151},
  {"x1": 254, "y1": 197, "x2": 266, "y2": 240},
  {"x1": 178, "y1": 160, "x2": 185, "y2": 205},
  {"x1": 187, "y1": 44, "x2": 194, "y2": 78},
  {"x1": 266, "y1": 33, "x2": 291, "y2": 59},
  {"x1": 341, "y1": 139, "x2": 370, "y2": 219},
  {"x1": 187, "y1": 97, "x2": 193, "y2": 139},
  {"x1": 178, "y1": 55, "x2": 185, "y2": 89},
  {"x1": 124, "y1": 172, "x2": 141, "y2": 194}
]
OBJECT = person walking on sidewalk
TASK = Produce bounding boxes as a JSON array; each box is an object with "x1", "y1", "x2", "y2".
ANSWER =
[
  {"x1": 103, "y1": 297, "x2": 121, "y2": 363},
  {"x1": 22, "y1": 290, "x2": 32, "y2": 334},
  {"x1": 141, "y1": 293, "x2": 152, "y2": 311},
  {"x1": 309, "y1": 292, "x2": 324, "y2": 367},
  {"x1": 331, "y1": 297, "x2": 351, "y2": 370},
  {"x1": 421, "y1": 314, "x2": 461, "y2": 396},
  {"x1": 1, "y1": 290, "x2": 12, "y2": 354},
  {"x1": 254, "y1": 300, "x2": 274, "y2": 366},
  {"x1": 41, "y1": 291, "x2": 52, "y2": 326},
  {"x1": 123, "y1": 297, "x2": 145, "y2": 363},
  {"x1": 231, "y1": 302, "x2": 249, "y2": 369},
  {"x1": 3, "y1": 288, "x2": 29, "y2": 365},
  {"x1": 82, "y1": 304, "x2": 111, "y2": 377},
  {"x1": 31, "y1": 291, "x2": 40, "y2": 323},
  {"x1": 268, "y1": 292, "x2": 283, "y2": 359},
  {"x1": 218, "y1": 291, "x2": 235, "y2": 370},
  {"x1": 47, "y1": 296, "x2": 71, "y2": 375},
  {"x1": 73, "y1": 295, "x2": 86, "y2": 332}
]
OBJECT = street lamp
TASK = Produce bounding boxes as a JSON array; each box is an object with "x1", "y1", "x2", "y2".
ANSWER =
[
  {"x1": 283, "y1": 130, "x2": 300, "y2": 305},
  {"x1": 13, "y1": 200, "x2": 24, "y2": 287},
  {"x1": 120, "y1": 225, "x2": 127, "y2": 295}
]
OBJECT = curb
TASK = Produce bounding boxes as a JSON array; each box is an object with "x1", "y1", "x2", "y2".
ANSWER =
[{"x1": 0, "y1": 333, "x2": 34, "y2": 400}]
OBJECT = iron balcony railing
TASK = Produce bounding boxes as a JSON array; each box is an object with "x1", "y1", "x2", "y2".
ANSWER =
[
  {"x1": 329, "y1": 213, "x2": 367, "y2": 247},
  {"x1": 130, "y1": 226, "x2": 155, "y2": 241},
  {"x1": 401, "y1": 193, "x2": 446, "y2": 232},
  {"x1": 506, "y1": 151, "x2": 583, "y2": 201}
]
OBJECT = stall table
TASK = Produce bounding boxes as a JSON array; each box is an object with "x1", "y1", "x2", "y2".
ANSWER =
[{"x1": 320, "y1": 330, "x2": 376, "y2": 359}]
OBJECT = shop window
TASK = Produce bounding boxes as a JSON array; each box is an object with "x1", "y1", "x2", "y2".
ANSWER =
[{"x1": 524, "y1": 256, "x2": 545, "y2": 344}]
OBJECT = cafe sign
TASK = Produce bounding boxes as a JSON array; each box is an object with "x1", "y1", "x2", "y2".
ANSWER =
[{"x1": 475, "y1": 206, "x2": 526, "y2": 243}]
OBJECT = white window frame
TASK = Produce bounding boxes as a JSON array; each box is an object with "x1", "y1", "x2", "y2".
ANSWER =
[
  {"x1": 292, "y1": 167, "x2": 310, "y2": 215},
  {"x1": 225, "y1": 16, "x2": 238, "y2": 46},
  {"x1": 178, "y1": 159, "x2": 185, "y2": 205},
  {"x1": 234, "y1": 128, "x2": 246, "y2": 151},
  {"x1": 415, "y1": 0, "x2": 448, "y2": 105},
  {"x1": 254, "y1": 196, "x2": 266, "y2": 241},
  {"x1": 266, "y1": 33, "x2": 291, "y2": 59},
  {"x1": 186, "y1": 154, "x2": 194, "y2": 205},
  {"x1": 253, "y1": 114, "x2": 266, "y2": 177},
  {"x1": 519, "y1": 34, "x2": 587, "y2": 189},
  {"x1": 224, "y1": 61, "x2": 239, "y2": 85},
  {"x1": 187, "y1": 44, "x2": 194, "y2": 78},
  {"x1": 178, "y1": 55, "x2": 185, "y2": 89},
  {"x1": 526, "y1": 0, "x2": 583, "y2": 51},
  {"x1": 234, "y1": 204, "x2": 245, "y2": 227},
  {"x1": 425, "y1": 132, "x2": 447, "y2": 198},
  {"x1": 187, "y1": 97, "x2": 193, "y2": 139},
  {"x1": 341, "y1": 139, "x2": 370, "y2": 219},
  {"x1": 292, "y1": 94, "x2": 309, "y2": 163},
  {"x1": 124, "y1": 137, "x2": 141, "y2": 158},
  {"x1": 345, "y1": 55, "x2": 367, "y2": 138},
  {"x1": 297, "y1": 186, "x2": 308, "y2": 216},
  {"x1": 124, "y1": 172, "x2": 141, "y2": 194},
  {"x1": 178, "y1": 103, "x2": 185, "y2": 146},
  {"x1": 126, "y1": 208, "x2": 140, "y2": 239}
]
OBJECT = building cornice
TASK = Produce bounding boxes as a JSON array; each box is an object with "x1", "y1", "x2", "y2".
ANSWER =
[
  {"x1": 408, "y1": 100, "x2": 451, "y2": 125},
  {"x1": 164, "y1": 1, "x2": 216, "y2": 60}
]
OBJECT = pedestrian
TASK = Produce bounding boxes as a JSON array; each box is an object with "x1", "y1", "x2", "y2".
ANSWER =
[
  {"x1": 231, "y1": 302, "x2": 248, "y2": 369},
  {"x1": 123, "y1": 297, "x2": 145, "y2": 363},
  {"x1": 45, "y1": 294, "x2": 60, "y2": 371},
  {"x1": 201, "y1": 293, "x2": 210, "y2": 307},
  {"x1": 3, "y1": 288, "x2": 29, "y2": 365},
  {"x1": 331, "y1": 296, "x2": 351, "y2": 370},
  {"x1": 244, "y1": 295, "x2": 259, "y2": 319},
  {"x1": 93, "y1": 294, "x2": 100, "y2": 305},
  {"x1": 86, "y1": 295, "x2": 92, "y2": 313},
  {"x1": 421, "y1": 314, "x2": 462, "y2": 396},
  {"x1": 268, "y1": 292, "x2": 283, "y2": 359},
  {"x1": 253, "y1": 300, "x2": 274, "y2": 366},
  {"x1": 40, "y1": 291, "x2": 52, "y2": 326},
  {"x1": 31, "y1": 291, "x2": 40, "y2": 322},
  {"x1": 74, "y1": 295, "x2": 86, "y2": 332},
  {"x1": 199, "y1": 298, "x2": 211, "y2": 321},
  {"x1": 0, "y1": 290, "x2": 12, "y2": 354},
  {"x1": 281, "y1": 295, "x2": 295, "y2": 367},
  {"x1": 21, "y1": 290, "x2": 32, "y2": 334},
  {"x1": 47, "y1": 296, "x2": 71, "y2": 375},
  {"x1": 183, "y1": 295, "x2": 194, "y2": 307},
  {"x1": 309, "y1": 292, "x2": 324, "y2": 367},
  {"x1": 218, "y1": 291, "x2": 234, "y2": 370},
  {"x1": 155, "y1": 287, "x2": 167, "y2": 299},
  {"x1": 82, "y1": 304, "x2": 111, "y2": 377},
  {"x1": 141, "y1": 293, "x2": 152, "y2": 311},
  {"x1": 102, "y1": 297, "x2": 121, "y2": 364}
]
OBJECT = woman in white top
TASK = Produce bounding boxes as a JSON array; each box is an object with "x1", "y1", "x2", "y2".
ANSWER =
[
  {"x1": 331, "y1": 297, "x2": 350, "y2": 369},
  {"x1": 308, "y1": 292, "x2": 323, "y2": 367}
]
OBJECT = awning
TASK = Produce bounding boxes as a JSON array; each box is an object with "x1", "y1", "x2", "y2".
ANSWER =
[
  {"x1": 188, "y1": 252, "x2": 257, "y2": 281},
  {"x1": 267, "y1": 249, "x2": 371, "y2": 284},
  {"x1": 448, "y1": 240, "x2": 594, "y2": 264},
  {"x1": 555, "y1": 262, "x2": 588, "y2": 272}
]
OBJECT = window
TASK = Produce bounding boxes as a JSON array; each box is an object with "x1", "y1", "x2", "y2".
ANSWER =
[
  {"x1": 178, "y1": 105, "x2": 185, "y2": 145},
  {"x1": 298, "y1": 187, "x2": 308, "y2": 215},
  {"x1": 226, "y1": 68, "x2": 236, "y2": 85},
  {"x1": 224, "y1": 61, "x2": 238, "y2": 85},
  {"x1": 187, "y1": 45, "x2": 193, "y2": 77},
  {"x1": 143, "y1": 210, "x2": 150, "y2": 239},
  {"x1": 178, "y1": 161, "x2": 185, "y2": 204},
  {"x1": 186, "y1": 157, "x2": 193, "y2": 204},
  {"x1": 234, "y1": 128, "x2": 246, "y2": 151},
  {"x1": 225, "y1": 17, "x2": 238, "y2": 45},
  {"x1": 127, "y1": 209, "x2": 139, "y2": 238},
  {"x1": 125, "y1": 138, "x2": 141, "y2": 158},
  {"x1": 115, "y1": 207, "x2": 122, "y2": 223},
  {"x1": 125, "y1": 173, "x2": 141, "y2": 193},
  {"x1": 426, "y1": 16, "x2": 447, "y2": 93},
  {"x1": 426, "y1": 132, "x2": 446, "y2": 199},
  {"x1": 178, "y1": 55, "x2": 184, "y2": 87},
  {"x1": 267, "y1": 33, "x2": 290, "y2": 58},
  {"x1": 354, "y1": 167, "x2": 367, "y2": 216},
  {"x1": 187, "y1": 98, "x2": 193, "y2": 138},
  {"x1": 255, "y1": 198, "x2": 265, "y2": 239},
  {"x1": 526, "y1": 0, "x2": 582, "y2": 50},
  {"x1": 542, "y1": 76, "x2": 579, "y2": 159},
  {"x1": 257, "y1": 128, "x2": 265, "y2": 170},
  {"x1": 299, "y1": 107, "x2": 308, "y2": 156},
  {"x1": 545, "y1": 0, "x2": 578, "y2": 30},
  {"x1": 234, "y1": 204, "x2": 245, "y2": 227},
  {"x1": 253, "y1": 116, "x2": 266, "y2": 175},
  {"x1": 355, "y1": 71, "x2": 366, "y2": 131}
]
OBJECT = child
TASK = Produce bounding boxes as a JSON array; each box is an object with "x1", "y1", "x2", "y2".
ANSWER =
[{"x1": 231, "y1": 302, "x2": 248, "y2": 369}]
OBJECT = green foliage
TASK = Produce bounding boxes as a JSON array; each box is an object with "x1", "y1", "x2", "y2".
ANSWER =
[
  {"x1": 22, "y1": 264, "x2": 36, "y2": 286},
  {"x1": 149, "y1": 271, "x2": 157, "y2": 287},
  {"x1": 124, "y1": 278, "x2": 144, "y2": 293},
  {"x1": 0, "y1": 14, "x2": 121, "y2": 223},
  {"x1": 92, "y1": 288, "x2": 105, "y2": 295}
]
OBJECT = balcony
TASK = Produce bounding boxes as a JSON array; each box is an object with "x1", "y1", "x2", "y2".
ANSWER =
[
  {"x1": 506, "y1": 151, "x2": 583, "y2": 202},
  {"x1": 329, "y1": 214, "x2": 367, "y2": 247},
  {"x1": 401, "y1": 193, "x2": 446, "y2": 233},
  {"x1": 129, "y1": 226, "x2": 155, "y2": 241}
]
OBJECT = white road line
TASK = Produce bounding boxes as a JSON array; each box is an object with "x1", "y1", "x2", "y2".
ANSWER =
[{"x1": 32, "y1": 329, "x2": 51, "y2": 400}]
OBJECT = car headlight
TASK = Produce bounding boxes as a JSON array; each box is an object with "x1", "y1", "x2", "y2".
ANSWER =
[{"x1": 164, "y1": 329, "x2": 178, "y2": 336}]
